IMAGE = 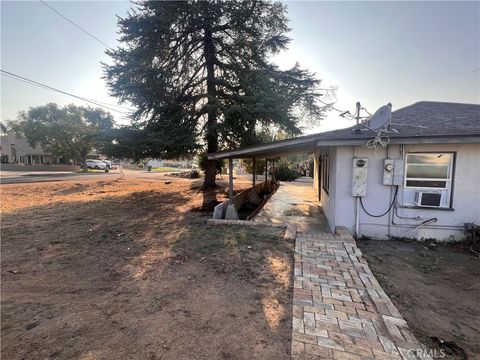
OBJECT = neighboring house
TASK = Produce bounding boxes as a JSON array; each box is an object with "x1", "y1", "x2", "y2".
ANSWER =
[
  {"x1": 0, "y1": 133, "x2": 102, "y2": 165},
  {"x1": 208, "y1": 101, "x2": 480, "y2": 241},
  {"x1": 0, "y1": 133, "x2": 56, "y2": 164}
]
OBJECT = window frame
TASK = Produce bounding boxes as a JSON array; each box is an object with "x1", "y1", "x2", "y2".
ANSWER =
[
  {"x1": 403, "y1": 151, "x2": 456, "y2": 209},
  {"x1": 322, "y1": 154, "x2": 330, "y2": 195}
]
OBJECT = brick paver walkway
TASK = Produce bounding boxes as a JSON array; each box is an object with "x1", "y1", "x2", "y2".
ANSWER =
[{"x1": 292, "y1": 229, "x2": 430, "y2": 360}]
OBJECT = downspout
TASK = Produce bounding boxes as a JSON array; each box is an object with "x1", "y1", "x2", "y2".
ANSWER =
[
  {"x1": 353, "y1": 145, "x2": 360, "y2": 238},
  {"x1": 355, "y1": 197, "x2": 360, "y2": 239}
]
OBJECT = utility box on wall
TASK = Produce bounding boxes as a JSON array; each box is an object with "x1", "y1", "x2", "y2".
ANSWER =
[
  {"x1": 351, "y1": 158, "x2": 368, "y2": 196},
  {"x1": 383, "y1": 159, "x2": 404, "y2": 186}
]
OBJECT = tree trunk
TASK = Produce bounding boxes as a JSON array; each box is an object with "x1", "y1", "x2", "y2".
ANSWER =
[
  {"x1": 81, "y1": 157, "x2": 88, "y2": 172},
  {"x1": 202, "y1": 24, "x2": 218, "y2": 188},
  {"x1": 80, "y1": 149, "x2": 88, "y2": 172}
]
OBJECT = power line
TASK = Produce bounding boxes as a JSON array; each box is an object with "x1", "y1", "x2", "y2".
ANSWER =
[
  {"x1": 1, "y1": 69, "x2": 130, "y2": 115},
  {"x1": 1, "y1": 70, "x2": 129, "y2": 114},
  {"x1": 40, "y1": 0, "x2": 114, "y2": 50}
]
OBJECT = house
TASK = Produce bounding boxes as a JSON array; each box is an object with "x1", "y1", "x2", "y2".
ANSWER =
[
  {"x1": 0, "y1": 133, "x2": 102, "y2": 166},
  {"x1": 208, "y1": 101, "x2": 480, "y2": 241},
  {"x1": 0, "y1": 133, "x2": 56, "y2": 165}
]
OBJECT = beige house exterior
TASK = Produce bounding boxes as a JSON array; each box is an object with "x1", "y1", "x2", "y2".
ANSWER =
[
  {"x1": 1, "y1": 133, "x2": 102, "y2": 166},
  {"x1": 0, "y1": 133, "x2": 56, "y2": 165}
]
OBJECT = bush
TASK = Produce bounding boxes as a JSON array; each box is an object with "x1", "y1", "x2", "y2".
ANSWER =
[
  {"x1": 274, "y1": 159, "x2": 300, "y2": 181},
  {"x1": 167, "y1": 170, "x2": 200, "y2": 179},
  {"x1": 241, "y1": 158, "x2": 266, "y2": 175}
]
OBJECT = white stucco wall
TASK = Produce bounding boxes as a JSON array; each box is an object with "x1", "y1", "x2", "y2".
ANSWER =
[
  {"x1": 322, "y1": 142, "x2": 480, "y2": 241},
  {"x1": 316, "y1": 147, "x2": 337, "y2": 233}
]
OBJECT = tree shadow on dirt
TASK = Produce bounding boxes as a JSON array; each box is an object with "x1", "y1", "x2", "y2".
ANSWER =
[{"x1": 1, "y1": 184, "x2": 293, "y2": 359}]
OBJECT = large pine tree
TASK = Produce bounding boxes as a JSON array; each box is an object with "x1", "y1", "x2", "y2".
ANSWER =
[{"x1": 104, "y1": 0, "x2": 327, "y2": 187}]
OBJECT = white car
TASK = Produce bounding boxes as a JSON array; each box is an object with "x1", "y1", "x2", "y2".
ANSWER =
[
  {"x1": 102, "y1": 160, "x2": 118, "y2": 170},
  {"x1": 86, "y1": 159, "x2": 107, "y2": 170}
]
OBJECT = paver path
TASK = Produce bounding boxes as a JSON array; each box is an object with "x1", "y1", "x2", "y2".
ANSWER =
[
  {"x1": 292, "y1": 229, "x2": 430, "y2": 360},
  {"x1": 254, "y1": 180, "x2": 328, "y2": 234}
]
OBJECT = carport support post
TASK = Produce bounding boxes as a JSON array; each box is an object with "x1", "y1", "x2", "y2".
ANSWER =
[
  {"x1": 271, "y1": 159, "x2": 275, "y2": 182},
  {"x1": 228, "y1": 157, "x2": 234, "y2": 204},
  {"x1": 252, "y1": 157, "x2": 256, "y2": 187},
  {"x1": 224, "y1": 157, "x2": 239, "y2": 220},
  {"x1": 265, "y1": 158, "x2": 268, "y2": 182}
]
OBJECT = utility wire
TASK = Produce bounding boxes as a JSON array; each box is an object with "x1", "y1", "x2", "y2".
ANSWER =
[
  {"x1": 360, "y1": 186, "x2": 399, "y2": 217},
  {"x1": 361, "y1": 107, "x2": 372, "y2": 116},
  {"x1": 318, "y1": 98, "x2": 350, "y2": 114},
  {"x1": 40, "y1": 0, "x2": 114, "y2": 50},
  {"x1": 318, "y1": 98, "x2": 374, "y2": 122},
  {"x1": 1, "y1": 70, "x2": 130, "y2": 115},
  {"x1": 318, "y1": 99, "x2": 356, "y2": 120}
]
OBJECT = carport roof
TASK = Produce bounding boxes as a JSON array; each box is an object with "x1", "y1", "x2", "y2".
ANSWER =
[{"x1": 208, "y1": 101, "x2": 480, "y2": 159}]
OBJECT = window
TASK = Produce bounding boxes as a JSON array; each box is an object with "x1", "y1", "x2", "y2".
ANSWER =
[
  {"x1": 403, "y1": 152, "x2": 454, "y2": 208},
  {"x1": 322, "y1": 154, "x2": 330, "y2": 194}
]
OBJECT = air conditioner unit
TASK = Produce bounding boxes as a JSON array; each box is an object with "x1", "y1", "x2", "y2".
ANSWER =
[{"x1": 415, "y1": 191, "x2": 442, "y2": 207}]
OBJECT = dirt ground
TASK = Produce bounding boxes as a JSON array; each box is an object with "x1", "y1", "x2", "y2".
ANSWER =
[
  {"x1": 358, "y1": 239, "x2": 480, "y2": 360},
  {"x1": 1, "y1": 177, "x2": 294, "y2": 359}
]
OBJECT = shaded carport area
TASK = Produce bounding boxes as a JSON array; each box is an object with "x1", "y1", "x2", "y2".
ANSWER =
[
  {"x1": 207, "y1": 133, "x2": 328, "y2": 232},
  {"x1": 253, "y1": 178, "x2": 329, "y2": 234}
]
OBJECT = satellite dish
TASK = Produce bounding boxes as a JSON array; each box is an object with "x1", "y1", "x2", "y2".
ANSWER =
[{"x1": 368, "y1": 103, "x2": 392, "y2": 130}]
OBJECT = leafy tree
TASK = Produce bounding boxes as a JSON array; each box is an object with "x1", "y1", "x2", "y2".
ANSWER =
[
  {"x1": 198, "y1": 152, "x2": 226, "y2": 175},
  {"x1": 10, "y1": 103, "x2": 114, "y2": 170},
  {"x1": 104, "y1": 0, "x2": 328, "y2": 187},
  {"x1": 0, "y1": 121, "x2": 9, "y2": 134},
  {"x1": 242, "y1": 158, "x2": 267, "y2": 176}
]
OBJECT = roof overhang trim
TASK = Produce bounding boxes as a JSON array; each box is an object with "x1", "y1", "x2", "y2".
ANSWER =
[{"x1": 208, "y1": 135, "x2": 480, "y2": 159}]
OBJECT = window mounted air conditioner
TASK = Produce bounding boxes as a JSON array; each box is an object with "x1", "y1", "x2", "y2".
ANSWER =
[{"x1": 415, "y1": 191, "x2": 442, "y2": 207}]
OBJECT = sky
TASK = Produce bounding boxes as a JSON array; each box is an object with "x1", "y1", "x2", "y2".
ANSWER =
[{"x1": 1, "y1": 1, "x2": 479, "y2": 134}]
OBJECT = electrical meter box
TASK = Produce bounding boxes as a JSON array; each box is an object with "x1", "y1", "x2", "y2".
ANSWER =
[
  {"x1": 383, "y1": 159, "x2": 404, "y2": 186},
  {"x1": 351, "y1": 158, "x2": 368, "y2": 196}
]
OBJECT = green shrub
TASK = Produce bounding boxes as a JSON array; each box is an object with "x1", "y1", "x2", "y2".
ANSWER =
[
  {"x1": 274, "y1": 159, "x2": 300, "y2": 181},
  {"x1": 241, "y1": 158, "x2": 266, "y2": 175}
]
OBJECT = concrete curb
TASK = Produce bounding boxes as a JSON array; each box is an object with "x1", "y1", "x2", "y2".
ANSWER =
[{"x1": 206, "y1": 218, "x2": 297, "y2": 241}]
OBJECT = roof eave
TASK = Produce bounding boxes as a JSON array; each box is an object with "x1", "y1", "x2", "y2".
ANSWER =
[{"x1": 208, "y1": 134, "x2": 480, "y2": 159}]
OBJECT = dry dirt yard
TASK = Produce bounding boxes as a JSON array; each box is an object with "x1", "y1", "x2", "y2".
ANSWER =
[
  {"x1": 1, "y1": 177, "x2": 293, "y2": 359},
  {"x1": 358, "y1": 239, "x2": 480, "y2": 360}
]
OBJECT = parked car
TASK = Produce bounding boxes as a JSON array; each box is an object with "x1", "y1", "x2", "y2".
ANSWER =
[
  {"x1": 102, "y1": 160, "x2": 117, "y2": 170},
  {"x1": 86, "y1": 159, "x2": 107, "y2": 170}
]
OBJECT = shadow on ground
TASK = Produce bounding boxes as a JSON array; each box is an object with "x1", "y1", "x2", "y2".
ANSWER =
[{"x1": 1, "y1": 178, "x2": 293, "y2": 359}]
